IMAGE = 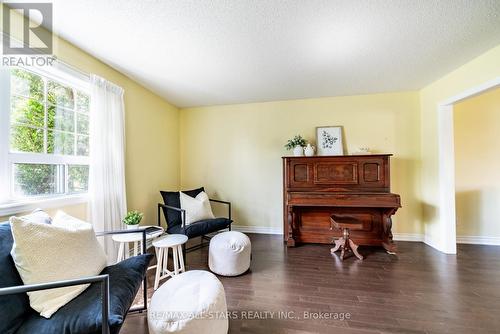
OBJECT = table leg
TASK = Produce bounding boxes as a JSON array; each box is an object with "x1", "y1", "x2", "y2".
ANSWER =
[
  {"x1": 173, "y1": 246, "x2": 179, "y2": 275},
  {"x1": 154, "y1": 247, "x2": 163, "y2": 290},
  {"x1": 178, "y1": 245, "x2": 185, "y2": 273},
  {"x1": 163, "y1": 247, "x2": 168, "y2": 274},
  {"x1": 117, "y1": 242, "x2": 124, "y2": 263}
]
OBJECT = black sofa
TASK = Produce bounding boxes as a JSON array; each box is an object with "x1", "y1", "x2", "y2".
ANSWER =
[{"x1": 0, "y1": 222, "x2": 152, "y2": 334}]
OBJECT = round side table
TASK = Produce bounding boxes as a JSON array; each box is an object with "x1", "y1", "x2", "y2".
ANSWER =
[
  {"x1": 152, "y1": 234, "x2": 188, "y2": 290},
  {"x1": 111, "y1": 225, "x2": 164, "y2": 263}
]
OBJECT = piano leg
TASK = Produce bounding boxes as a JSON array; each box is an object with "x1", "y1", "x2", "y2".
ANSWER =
[
  {"x1": 382, "y1": 242, "x2": 397, "y2": 255},
  {"x1": 382, "y1": 214, "x2": 397, "y2": 254},
  {"x1": 287, "y1": 206, "x2": 296, "y2": 247}
]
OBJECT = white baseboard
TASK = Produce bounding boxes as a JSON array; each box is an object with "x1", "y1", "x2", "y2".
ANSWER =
[
  {"x1": 231, "y1": 225, "x2": 283, "y2": 235},
  {"x1": 456, "y1": 235, "x2": 500, "y2": 246},
  {"x1": 393, "y1": 233, "x2": 424, "y2": 242}
]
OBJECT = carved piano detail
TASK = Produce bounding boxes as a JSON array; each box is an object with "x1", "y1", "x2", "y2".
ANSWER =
[{"x1": 282, "y1": 154, "x2": 401, "y2": 253}]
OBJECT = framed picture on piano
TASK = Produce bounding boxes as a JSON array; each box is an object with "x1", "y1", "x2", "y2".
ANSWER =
[{"x1": 316, "y1": 126, "x2": 344, "y2": 156}]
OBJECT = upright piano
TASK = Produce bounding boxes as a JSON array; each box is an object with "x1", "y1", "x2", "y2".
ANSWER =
[{"x1": 282, "y1": 154, "x2": 401, "y2": 253}]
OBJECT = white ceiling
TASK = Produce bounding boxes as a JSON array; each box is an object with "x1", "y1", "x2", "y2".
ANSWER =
[{"x1": 47, "y1": 0, "x2": 500, "y2": 108}]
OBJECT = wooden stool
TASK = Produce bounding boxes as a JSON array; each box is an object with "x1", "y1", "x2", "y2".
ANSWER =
[
  {"x1": 153, "y1": 234, "x2": 188, "y2": 290},
  {"x1": 330, "y1": 215, "x2": 364, "y2": 261}
]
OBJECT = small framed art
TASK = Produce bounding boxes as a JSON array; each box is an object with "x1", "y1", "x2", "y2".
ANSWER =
[{"x1": 316, "y1": 126, "x2": 343, "y2": 156}]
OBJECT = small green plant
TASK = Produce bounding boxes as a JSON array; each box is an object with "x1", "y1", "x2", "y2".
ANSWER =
[
  {"x1": 284, "y1": 135, "x2": 307, "y2": 150},
  {"x1": 123, "y1": 210, "x2": 143, "y2": 225}
]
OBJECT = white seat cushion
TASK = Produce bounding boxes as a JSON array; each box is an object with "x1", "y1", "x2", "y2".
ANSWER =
[
  {"x1": 148, "y1": 270, "x2": 228, "y2": 334},
  {"x1": 209, "y1": 231, "x2": 251, "y2": 276},
  {"x1": 9, "y1": 211, "x2": 107, "y2": 318}
]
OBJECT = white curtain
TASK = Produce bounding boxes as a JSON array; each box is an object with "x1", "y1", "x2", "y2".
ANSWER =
[{"x1": 88, "y1": 74, "x2": 127, "y2": 263}]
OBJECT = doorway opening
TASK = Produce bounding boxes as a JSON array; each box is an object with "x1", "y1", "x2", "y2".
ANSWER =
[{"x1": 437, "y1": 78, "x2": 500, "y2": 254}]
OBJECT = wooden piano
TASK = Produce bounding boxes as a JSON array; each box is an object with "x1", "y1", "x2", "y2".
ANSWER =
[{"x1": 282, "y1": 154, "x2": 401, "y2": 253}]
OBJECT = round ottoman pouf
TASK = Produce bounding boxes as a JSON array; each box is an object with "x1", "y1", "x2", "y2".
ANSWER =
[
  {"x1": 209, "y1": 231, "x2": 251, "y2": 276},
  {"x1": 148, "y1": 270, "x2": 228, "y2": 334}
]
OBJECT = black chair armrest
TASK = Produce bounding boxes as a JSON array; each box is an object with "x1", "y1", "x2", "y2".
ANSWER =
[
  {"x1": 209, "y1": 199, "x2": 230, "y2": 205},
  {"x1": 157, "y1": 203, "x2": 186, "y2": 229},
  {"x1": 0, "y1": 275, "x2": 110, "y2": 334},
  {"x1": 209, "y1": 199, "x2": 232, "y2": 221}
]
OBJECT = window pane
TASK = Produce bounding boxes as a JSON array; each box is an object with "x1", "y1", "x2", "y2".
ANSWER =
[
  {"x1": 77, "y1": 113, "x2": 89, "y2": 135},
  {"x1": 47, "y1": 80, "x2": 74, "y2": 109},
  {"x1": 10, "y1": 96, "x2": 44, "y2": 127},
  {"x1": 76, "y1": 91, "x2": 90, "y2": 112},
  {"x1": 11, "y1": 69, "x2": 44, "y2": 101},
  {"x1": 10, "y1": 125, "x2": 44, "y2": 153},
  {"x1": 68, "y1": 165, "x2": 89, "y2": 194},
  {"x1": 47, "y1": 105, "x2": 75, "y2": 132},
  {"x1": 47, "y1": 130, "x2": 75, "y2": 155},
  {"x1": 76, "y1": 135, "x2": 89, "y2": 156},
  {"x1": 13, "y1": 163, "x2": 64, "y2": 197}
]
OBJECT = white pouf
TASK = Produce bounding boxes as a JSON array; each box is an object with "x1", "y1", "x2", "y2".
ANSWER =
[
  {"x1": 148, "y1": 270, "x2": 228, "y2": 334},
  {"x1": 209, "y1": 231, "x2": 251, "y2": 276}
]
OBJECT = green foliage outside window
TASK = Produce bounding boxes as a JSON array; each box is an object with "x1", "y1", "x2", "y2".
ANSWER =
[
  {"x1": 9, "y1": 68, "x2": 90, "y2": 197},
  {"x1": 13, "y1": 164, "x2": 60, "y2": 196}
]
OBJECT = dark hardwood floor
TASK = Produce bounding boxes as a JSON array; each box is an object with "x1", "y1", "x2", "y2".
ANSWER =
[{"x1": 122, "y1": 234, "x2": 500, "y2": 334}]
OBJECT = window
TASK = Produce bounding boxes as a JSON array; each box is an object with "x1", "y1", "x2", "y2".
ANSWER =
[{"x1": 0, "y1": 67, "x2": 90, "y2": 206}]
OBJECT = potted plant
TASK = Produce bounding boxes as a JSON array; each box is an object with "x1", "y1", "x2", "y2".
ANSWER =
[
  {"x1": 285, "y1": 135, "x2": 307, "y2": 156},
  {"x1": 123, "y1": 210, "x2": 143, "y2": 229}
]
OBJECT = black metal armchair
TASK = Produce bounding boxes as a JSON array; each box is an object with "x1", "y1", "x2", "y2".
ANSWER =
[{"x1": 158, "y1": 187, "x2": 232, "y2": 254}]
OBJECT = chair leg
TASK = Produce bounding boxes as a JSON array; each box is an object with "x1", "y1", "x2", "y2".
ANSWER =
[
  {"x1": 330, "y1": 237, "x2": 344, "y2": 254},
  {"x1": 349, "y1": 239, "x2": 364, "y2": 260}
]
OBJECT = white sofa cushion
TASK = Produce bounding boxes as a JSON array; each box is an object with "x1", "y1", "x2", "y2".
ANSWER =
[
  {"x1": 179, "y1": 191, "x2": 215, "y2": 225},
  {"x1": 9, "y1": 211, "x2": 107, "y2": 318}
]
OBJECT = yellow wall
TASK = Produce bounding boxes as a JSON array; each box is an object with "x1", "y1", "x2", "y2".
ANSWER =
[
  {"x1": 419, "y1": 44, "x2": 500, "y2": 249},
  {"x1": 1, "y1": 6, "x2": 180, "y2": 224},
  {"x1": 454, "y1": 88, "x2": 500, "y2": 238},
  {"x1": 180, "y1": 92, "x2": 422, "y2": 235}
]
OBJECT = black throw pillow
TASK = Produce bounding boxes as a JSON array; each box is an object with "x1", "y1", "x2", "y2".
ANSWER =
[{"x1": 160, "y1": 187, "x2": 205, "y2": 227}]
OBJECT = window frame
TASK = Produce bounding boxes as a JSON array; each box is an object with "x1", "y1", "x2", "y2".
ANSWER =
[{"x1": 0, "y1": 64, "x2": 91, "y2": 214}]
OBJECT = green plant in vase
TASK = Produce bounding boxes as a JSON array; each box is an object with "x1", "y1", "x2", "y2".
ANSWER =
[
  {"x1": 285, "y1": 135, "x2": 308, "y2": 156},
  {"x1": 123, "y1": 210, "x2": 143, "y2": 229}
]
